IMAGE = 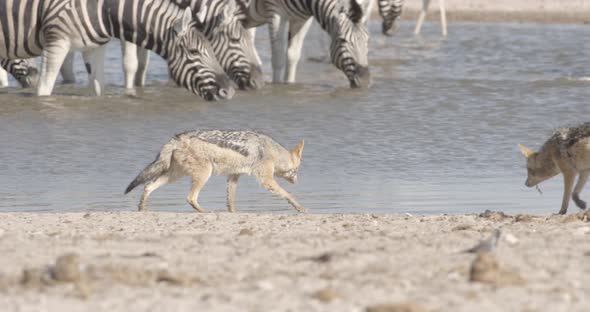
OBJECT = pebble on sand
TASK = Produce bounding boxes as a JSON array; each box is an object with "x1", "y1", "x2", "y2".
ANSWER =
[
  {"x1": 365, "y1": 302, "x2": 429, "y2": 312},
  {"x1": 311, "y1": 287, "x2": 341, "y2": 302},
  {"x1": 52, "y1": 253, "x2": 82, "y2": 283},
  {"x1": 238, "y1": 228, "x2": 255, "y2": 236},
  {"x1": 469, "y1": 252, "x2": 525, "y2": 286}
]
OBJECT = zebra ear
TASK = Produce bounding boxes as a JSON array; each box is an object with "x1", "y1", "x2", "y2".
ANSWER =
[
  {"x1": 174, "y1": 8, "x2": 193, "y2": 35},
  {"x1": 349, "y1": 0, "x2": 366, "y2": 24},
  {"x1": 196, "y1": 0, "x2": 208, "y2": 24},
  {"x1": 222, "y1": 0, "x2": 237, "y2": 24}
]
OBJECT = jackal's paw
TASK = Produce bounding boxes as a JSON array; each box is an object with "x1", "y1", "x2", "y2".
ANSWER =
[{"x1": 573, "y1": 195, "x2": 587, "y2": 210}]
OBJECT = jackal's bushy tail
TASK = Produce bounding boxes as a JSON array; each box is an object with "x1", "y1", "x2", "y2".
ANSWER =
[{"x1": 125, "y1": 139, "x2": 178, "y2": 194}]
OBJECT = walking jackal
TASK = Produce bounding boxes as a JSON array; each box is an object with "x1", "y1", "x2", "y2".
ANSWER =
[
  {"x1": 518, "y1": 123, "x2": 590, "y2": 215},
  {"x1": 125, "y1": 130, "x2": 307, "y2": 213}
]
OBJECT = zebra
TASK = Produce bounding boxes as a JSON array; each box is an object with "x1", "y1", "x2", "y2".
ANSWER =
[
  {"x1": 0, "y1": 58, "x2": 39, "y2": 88},
  {"x1": 239, "y1": 0, "x2": 372, "y2": 88},
  {"x1": 0, "y1": 0, "x2": 233, "y2": 100},
  {"x1": 377, "y1": 0, "x2": 403, "y2": 36},
  {"x1": 117, "y1": 0, "x2": 263, "y2": 94}
]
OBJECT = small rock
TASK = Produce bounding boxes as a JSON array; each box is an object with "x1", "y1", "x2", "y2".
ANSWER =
[
  {"x1": 83, "y1": 213, "x2": 91, "y2": 218},
  {"x1": 452, "y1": 224, "x2": 472, "y2": 231},
  {"x1": 311, "y1": 288, "x2": 341, "y2": 302},
  {"x1": 238, "y1": 228, "x2": 254, "y2": 236},
  {"x1": 365, "y1": 302, "x2": 429, "y2": 312},
  {"x1": 156, "y1": 270, "x2": 184, "y2": 286},
  {"x1": 469, "y1": 252, "x2": 525, "y2": 286},
  {"x1": 504, "y1": 233, "x2": 519, "y2": 245},
  {"x1": 307, "y1": 252, "x2": 334, "y2": 263},
  {"x1": 514, "y1": 214, "x2": 534, "y2": 222},
  {"x1": 561, "y1": 211, "x2": 586, "y2": 223},
  {"x1": 52, "y1": 253, "x2": 81, "y2": 283},
  {"x1": 478, "y1": 210, "x2": 511, "y2": 221}
]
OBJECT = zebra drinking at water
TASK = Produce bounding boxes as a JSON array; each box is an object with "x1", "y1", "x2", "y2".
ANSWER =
[
  {"x1": 0, "y1": 0, "x2": 233, "y2": 100},
  {"x1": 239, "y1": 0, "x2": 372, "y2": 88}
]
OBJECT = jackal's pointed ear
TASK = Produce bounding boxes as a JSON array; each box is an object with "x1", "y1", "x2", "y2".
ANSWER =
[
  {"x1": 291, "y1": 140, "x2": 305, "y2": 160},
  {"x1": 518, "y1": 144, "x2": 534, "y2": 158},
  {"x1": 174, "y1": 8, "x2": 193, "y2": 35}
]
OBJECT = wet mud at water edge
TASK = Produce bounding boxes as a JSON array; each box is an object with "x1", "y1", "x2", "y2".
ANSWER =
[{"x1": 1, "y1": 21, "x2": 590, "y2": 214}]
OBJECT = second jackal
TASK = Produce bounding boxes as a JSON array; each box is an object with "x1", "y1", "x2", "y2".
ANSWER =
[
  {"x1": 125, "y1": 130, "x2": 307, "y2": 213},
  {"x1": 518, "y1": 122, "x2": 590, "y2": 216}
]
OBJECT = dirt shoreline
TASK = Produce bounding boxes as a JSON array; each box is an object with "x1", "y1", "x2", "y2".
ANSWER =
[
  {"x1": 399, "y1": 9, "x2": 590, "y2": 24},
  {"x1": 1, "y1": 211, "x2": 589, "y2": 311},
  {"x1": 371, "y1": 0, "x2": 590, "y2": 24}
]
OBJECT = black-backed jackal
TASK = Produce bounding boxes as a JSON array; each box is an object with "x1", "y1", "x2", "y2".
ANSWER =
[
  {"x1": 125, "y1": 130, "x2": 307, "y2": 213},
  {"x1": 519, "y1": 123, "x2": 590, "y2": 216}
]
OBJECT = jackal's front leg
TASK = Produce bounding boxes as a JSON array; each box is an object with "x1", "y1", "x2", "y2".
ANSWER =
[
  {"x1": 260, "y1": 177, "x2": 307, "y2": 213},
  {"x1": 226, "y1": 174, "x2": 240, "y2": 213},
  {"x1": 560, "y1": 171, "x2": 576, "y2": 215}
]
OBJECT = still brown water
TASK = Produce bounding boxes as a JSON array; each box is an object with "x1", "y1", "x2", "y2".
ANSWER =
[{"x1": 1, "y1": 21, "x2": 589, "y2": 214}]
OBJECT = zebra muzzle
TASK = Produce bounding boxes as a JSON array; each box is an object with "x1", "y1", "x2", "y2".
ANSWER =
[{"x1": 349, "y1": 66, "x2": 371, "y2": 89}]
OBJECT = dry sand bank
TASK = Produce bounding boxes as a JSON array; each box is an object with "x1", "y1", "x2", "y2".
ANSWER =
[
  {"x1": 0, "y1": 211, "x2": 589, "y2": 311},
  {"x1": 395, "y1": 0, "x2": 590, "y2": 23}
]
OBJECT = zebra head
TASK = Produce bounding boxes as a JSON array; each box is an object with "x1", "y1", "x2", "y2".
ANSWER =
[
  {"x1": 169, "y1": 9, "x2": 235, "y2": 101},
  {"x1": 378, "y1": 0, "x2": 403, "y2": 36},
  {"x1": 331, "y1": 0, "x2": 371, "y2": 89},
  {"x1": 197, "y1": 0, "x2": 264, "y2": 90}
]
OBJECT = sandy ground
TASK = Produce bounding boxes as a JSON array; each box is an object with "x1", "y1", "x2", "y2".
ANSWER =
[
  {"x1": 0, "y1": 211, "x2": 589, "y2": 311},
  {"x1": 390, "y1": 0, "x2": 590, "y2": 23}
]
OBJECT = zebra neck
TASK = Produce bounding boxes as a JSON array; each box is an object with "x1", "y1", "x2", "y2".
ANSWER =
[
  {"x1": 305, "y1": 0, "x2": 340, "y2": 35},
  {"x1": 102, "y1": 0, "x2": 184, "y2": 58}
]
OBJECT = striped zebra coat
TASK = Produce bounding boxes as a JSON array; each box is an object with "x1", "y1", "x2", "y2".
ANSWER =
[
  {"x1": 377, "y1": 0, "x2": 403, "y2": 36},
  {"x1": 0, "y1": 58, "x2": 38, "y2": 87},
  {"x1": 118, "y1": 0, "x2": 263, "y2": 94},
  {"x1": 238, "y1": 0, "x2": 372, "y2": 88},
  {"x1": 0, "y1": 0, "x2": 233, "y2": 100}
]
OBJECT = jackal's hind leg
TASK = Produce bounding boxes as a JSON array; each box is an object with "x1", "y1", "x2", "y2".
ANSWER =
[
  {"x1": 139, "y1": 175, "x2": 170, "y2": 212},
  {"x1": 227, "y1": 174, "x2": 240, "y2": 212},
  {"x1": 260, "y1": 176, "x2": 307, "y2": 213},
  {"x1": 559, "y1": 170, "x2": 576, "y2": 215},
  {"x1": 186, "y1": 162, "x2": 212, "y2": 213},
  {"x1": 572, "y1": 170, "x2": 589, "y2": 210}
]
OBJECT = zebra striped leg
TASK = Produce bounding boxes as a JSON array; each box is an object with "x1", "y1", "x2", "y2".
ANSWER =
[
  {"x1": 82, "y1": 46, "x2": 106, "y2": 96},
  {"x1": 37, "y1": 41, "x2": 71, "y2": 96},
  {"x1": 414, "y1": 0, "x2": 431, "y2": 35},
  {"x1": 285, "y1": 18, "x2": 313, "y2": 83},
  {"x1": 135, "y1": 47, "x2": 150, "y2": 87},
  {"x1": 60, "y1": 52, "x2": 76, "y2": 84},
  {"x1": 0, "y1": 67, "x2": 8, "y2": 87},
  {"x1": 249, "y1": 28, "x2": 262, "y2": 66},
  {"x1": 269, "y1": 14, "x2": 289, "y2": 84},
  {"x1": 122, "y1": 41, "x2": 139, "y2": 95}
]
